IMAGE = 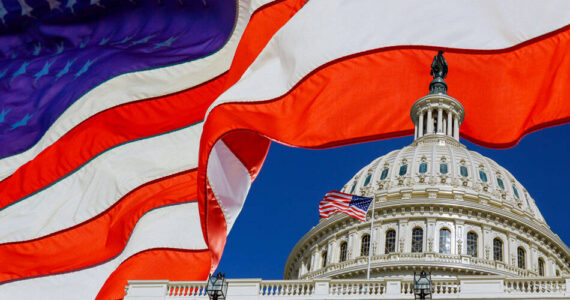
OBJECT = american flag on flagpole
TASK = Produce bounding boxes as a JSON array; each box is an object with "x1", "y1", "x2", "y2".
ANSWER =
[{"x1": 319, "y1": 191, "x2": 373, "y2": 222}]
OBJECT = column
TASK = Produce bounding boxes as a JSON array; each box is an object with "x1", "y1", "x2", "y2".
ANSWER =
[
  {"x1": 447, "y1": 111, "x2": 452, "y2": 137},
  {"x1": 455, "y1": 220, "x2": 464, "y2": 255},
  {"x1": 483, "y1": 226, "x2": 491, "y2": 260},
  {"x1": 427, "y1": 109, "x2": 433, "y2": 134},
  {"x1": 414, "y1": 125, "x2": 418, "y2": 139},
  {"x1": 507, "y1": 233, "x2": 515, "y2": 266},
  {"x1": 453, "y1": 114, "x2": 460, "y2": 140},
  {"x1": 530, "y1": 243, "x2": 538, "y2": 273},
  {"x1": 418, "y1": 113, "x2": 424, "y2": 138},
  {"x1": 437, "y1": 108, "x2": 443, "y2": 133},
  {"x1": 398, "y1": 219, "x2": 408, "y2": 253},
  {"x1": 427, "y1": 218, "x2": 436, "y2": 252}
]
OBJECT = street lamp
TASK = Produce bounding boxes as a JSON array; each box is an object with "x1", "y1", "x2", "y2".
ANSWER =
[
  {"x1": 413, "y1": 270, "x2": 432, "y2": 300},
  {"x1": 206, "y1": 272, "x2": 228, "y2": 300}
]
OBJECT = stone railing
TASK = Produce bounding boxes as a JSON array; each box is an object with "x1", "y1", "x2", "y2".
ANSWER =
[{"x1": 125, "y1": 276, "x2": 570, "y2": 299}]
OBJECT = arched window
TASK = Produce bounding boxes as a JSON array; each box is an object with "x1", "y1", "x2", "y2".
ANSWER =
[
  {"x1": 439, "y1": 228, "x2": 451, "y2": 254},
  {"x1": 538, "y1": 258, "x2": 545, "y2": 276},
  {"x1": 479, "y1": 170, "x2": 488, "y2": 182},
  {"x1": 517, "y1": 247, "x2": 526, "y2": 269},
  {"x1": 411, "y1": 228, "x2": 423, "y2": 253},
  {"x1": 350, "y1": 182, "x2": 357, "y2": 194},
  {"x1": 364, "y1": 174, "x2": 372, "y2": 186},
  {"x1": 460, "y1": 166, "x2": 469, "y2": 177},
  {"x1": 467, "y1": 232, "x2": 478, "y2": 257},
  {"x1": 380, "y1": 168, "x2": 389, "y2": 180},
  {"x1": 306, "y1": 259, "x2": 311, "y2": 273},
  {"x1": 497, "y1": 178, "x2": 505, "y2": 190},
  {"x1": 419, "y1": 162, "x2": 428, "y2": 174},
  {"x1": 360, "y1": 234, "x2": 370, "y2": 256},
  {"x1": 339, "y1": 242, "x2": 348, "y2": 262},
  {"x1": 556, "y1": 270, "x2": 560, "y2": 277},
  {"x1": 493, "y1": 238, "x2": 503, "y2": 261},
  {"x1": 321, "y1": 251, "x2": 327, "y2": 268},
  {"x1": 440, "y1": 163, "x2": 448, "y2": 174},
  {"x1": 399, "y1": 165, "x2": 408, "y2": 176},
  {"x1": 385, "y1": 230, "x2": 396, "y2": 254}
]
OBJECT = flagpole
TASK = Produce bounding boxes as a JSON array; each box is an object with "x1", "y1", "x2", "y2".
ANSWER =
[{"x1": 366, "y1": 197, "x2": 375, "y2": 280}]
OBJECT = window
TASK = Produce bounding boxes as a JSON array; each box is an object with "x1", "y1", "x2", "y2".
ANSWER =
[
  {"x1": 467, "y1": 232, "x2": 478, "y2": 257},
  {"x1": 385, "y1": 230, "x2": 396, "y2": 254},
  {"x1": 493, "y1": 238, "x2": 503, "y2": 261},
  {"x1": 556, "y1": 270, "x2": 561, "y2": 277},
  {"x1": 538, "y1": 258, "x2": 545, "y2": 276},
  {"x1": 321, "y1": 251, "x2": 327, "y2": 268},
  {"x1": 360, "y1": 235, "x2": 370, "y2": 256},
  {"x1": 340, "y1": 242, "x2": 348, "y2": 262},
  {"x1": 350, "y1": 182, "x2": 356, "y2": 194},
  {"x1": 497, "y1": 178, "x2": 505, "y2": 190},
  {"x1": 419, "y1": 162, "x2": 428, "y2": 174},
  {"x1": 306, "y1": 259, "x2": 311, "y2": 273},
  {"x1": 399, "y1": 165, "x2": 408, "y2": 176},
  {"x1": 439, "y1": 228, "x2": 451, "y2": 254},
  {"x1": 460, "y1": 166, "x2": 469, "y2": 177},
  {"x1": 380, "y1": 168, "x2": 389, "y2": 180},
  {"x1": 364, "y1": 174, "x2": 372, "y2": 186},
  {"x1": 411, "y1": 228, "x2": 423, "y2": 253},
  {"x1": 517, "y1": 247, "x2": 526, "y2": 269},
  {"x1": 440, "y1": 163, "x2": 448, "y2": 174},
  {"x1": 513, "y1": 185, "x2": 520, "y2": 199},
  {"x1": 479, "y1": 170, "x2": 488, "y2": 182}
]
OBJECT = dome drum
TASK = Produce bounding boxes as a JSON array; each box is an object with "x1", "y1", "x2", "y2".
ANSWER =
[{"x1": 284, "y1": 200, "x2": 570, "y2": 280}]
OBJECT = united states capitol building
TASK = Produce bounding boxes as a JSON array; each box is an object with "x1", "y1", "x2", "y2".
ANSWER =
[{"x1": 125, "y1": 55, "x2": 570, "y2": 300}]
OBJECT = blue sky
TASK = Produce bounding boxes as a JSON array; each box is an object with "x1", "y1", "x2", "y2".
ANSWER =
[{"x1": 218, "y1": 122, "x2": 570, "y2": 279}]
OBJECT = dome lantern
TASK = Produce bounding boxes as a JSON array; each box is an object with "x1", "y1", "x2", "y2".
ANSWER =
[{"x1": 411, "y1": 52, "x2": 464, "y2": 144}]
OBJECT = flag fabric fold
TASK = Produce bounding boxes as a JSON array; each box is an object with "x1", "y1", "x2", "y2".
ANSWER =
[{"x1": 0, "y1": 0, "x2": 303, "y2": 298}]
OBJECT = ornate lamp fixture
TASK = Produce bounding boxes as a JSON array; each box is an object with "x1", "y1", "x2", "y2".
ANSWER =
[
  {"x1": 413, "y1": 270, "x2": 432, "y2": 300},
  {"x1": 206, "y1": 272, "x2": 228, "y2": 300}
]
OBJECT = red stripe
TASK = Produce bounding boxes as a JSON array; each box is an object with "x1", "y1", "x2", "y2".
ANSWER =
[
  {"x1": 0, "y1": 72, "x2": 225, "y2": 210},
  {"x1": 0, "y1": 170, "x2": 198, "y2": 283},
  {"x1": 96, "y1": 248, "x2": 211, "y2": 300},
  {"x1": 198, "y1": 0, "x2": 308, "y2": 272}
]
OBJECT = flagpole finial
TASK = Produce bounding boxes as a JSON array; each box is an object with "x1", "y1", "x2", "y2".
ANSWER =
[{"x1": 429, "y1": 51, "x2": 448, "y2": 94}]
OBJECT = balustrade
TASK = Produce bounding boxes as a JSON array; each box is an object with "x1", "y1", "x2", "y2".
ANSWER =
[{"x1": 126, "y1": 276, "x2": 569, "y2": 299}]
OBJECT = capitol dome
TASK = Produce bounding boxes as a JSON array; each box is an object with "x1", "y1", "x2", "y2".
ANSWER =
[{"x1": 283, "y1": 54, "x2": 570, "y2": 281}]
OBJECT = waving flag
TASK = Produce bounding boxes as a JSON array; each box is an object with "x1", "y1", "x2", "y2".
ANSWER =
[
  {"x1": 319, "y1": 191, "x2": 372, "y2": 222},
  {"x1": 2, "y1": 0, "x2": 570, "y2": 298},
  {"x1": 0, "y1": 0, "x2": 305, "y2": 299},
  {"x1": 198, "y1": 0, "x2": 570, "y2": 273}
]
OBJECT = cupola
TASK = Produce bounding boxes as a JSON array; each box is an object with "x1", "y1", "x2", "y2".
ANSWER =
[{"x1": 410, "y1": 51, "x2": 464, "y2": 144}]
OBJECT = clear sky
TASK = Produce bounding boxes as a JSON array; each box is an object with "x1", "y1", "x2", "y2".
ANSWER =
[{"x1": 217, "y1": 122, "x2": 570, "y2": 280}]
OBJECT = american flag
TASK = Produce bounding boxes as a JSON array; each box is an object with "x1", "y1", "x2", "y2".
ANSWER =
[{"x1": 319, "y1": 191, "x2": 373, "y2": 222}]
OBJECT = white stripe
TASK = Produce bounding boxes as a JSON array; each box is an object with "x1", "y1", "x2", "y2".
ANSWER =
[
  {"x1": 0, "y1": 0, "x2": 276, "y2": 181},
  {"x1": 207, "y1": 0, "x2": 570, "y2": 113},
  {"x1": 0, "y1": 123, "x2": 202, "y2": 244},
  {"x1": 0, "y1": 202, "x2": 206, "y2": 300},
  {"x1": 207, "y1": 140, "x2": 251, "y2": 234}
]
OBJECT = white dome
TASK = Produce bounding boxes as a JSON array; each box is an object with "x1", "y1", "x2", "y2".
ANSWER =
[{"x1": 341, "y1": 137, "x2": 546, "y2": 226}]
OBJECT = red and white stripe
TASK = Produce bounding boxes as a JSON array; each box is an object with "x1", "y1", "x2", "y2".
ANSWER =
[
  {"x1": 200, "y1": 0, "x2": 570, "y2": 274},
  {"x1": 319, "y1": 191, "x2": 351, "y2": 217}
]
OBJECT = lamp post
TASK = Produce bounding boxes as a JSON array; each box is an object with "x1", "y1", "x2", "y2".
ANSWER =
[
  {"x1": 206, "y1": 272, "x2": 228, "y2": 300},
  {"x1": 413, "y1": 270, "x2": 432, "y2": 300}
]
